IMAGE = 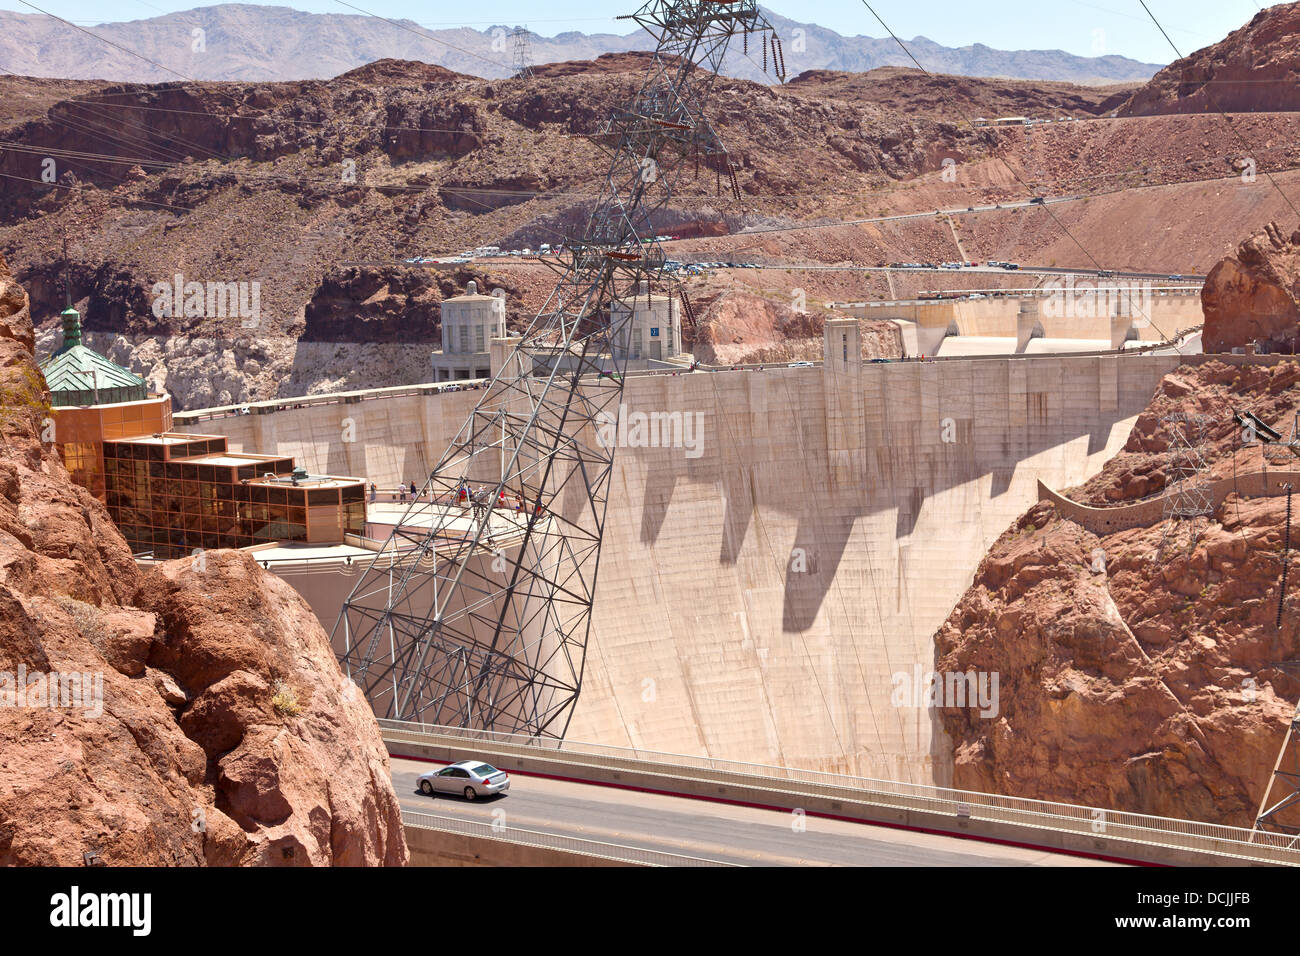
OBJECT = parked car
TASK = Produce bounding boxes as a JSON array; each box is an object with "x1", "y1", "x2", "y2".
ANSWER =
[{"x1": 417, "y1": 760, "x2": 510, "y2": 800}]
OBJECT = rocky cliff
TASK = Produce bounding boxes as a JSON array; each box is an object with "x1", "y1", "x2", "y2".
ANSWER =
[
  {"x1": 0, "y1": 254, "x2": 407, "y2": 865},
  {"x1": 1202, "y1": 221, "x2": 1300, "y2": 354},
  {"x1": 0, "y1": 57, "x2": 1128, "y2": 408},
  {"x1": 692, "y1": 289, "x2": 901, "y2": 365},
  {"x1": 936, "y1": 360, "x2": 1300, "y2": 826},
  {"x1": 1122, "y1": 2, "x2": 1300, "y2": 115}
]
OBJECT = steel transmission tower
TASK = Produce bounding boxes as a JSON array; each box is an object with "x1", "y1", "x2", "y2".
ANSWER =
[
  {"x1": 1254, "y1": 701, "x2": 1300, "y2": 843},
  {"x1": 1156, "y1": 411, "x2": 1212, "y2": 559},
  {"x1": 334, "y1": 0, "x2": 782, "y2": 738},
  {"x1": 511, "y1": 26, "x2": 534, "y2": 79},
  {"x1": 1254, "y1": 660, "x2": 1300, "y2": 844}
]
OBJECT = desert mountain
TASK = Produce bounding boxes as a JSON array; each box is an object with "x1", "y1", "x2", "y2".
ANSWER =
[
  {"x1": 0, "y1": 58, "x2": 1144, "y2": 408},
  {"x1": 0, "y1": 3, "x2": 1162, "y2": 86}
]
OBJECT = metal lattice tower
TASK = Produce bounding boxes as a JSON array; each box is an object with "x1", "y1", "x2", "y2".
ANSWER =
[
  {"x1": 1157, "y1": 411, "x2": 1213, "y2": 558},
  {"x1": 511, "y1": 26, "x2": 534, "y2": 79},
  {"x1": 333, "y1": 0, "x2": 781, "y2": 738},
  {"x1": 1254, "y1": 705, "x2": 1300, "y2": 843},
  {"x1": 1264, "y1": 410, "x2": 1300, "y2": 464},
  {"x1": 1254, "y1": 662, "x2": 1300, "y2": 844}
]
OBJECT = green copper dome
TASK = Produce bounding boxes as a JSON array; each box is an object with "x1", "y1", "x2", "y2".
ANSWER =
[{"x1": 40, "y1": 308, "x2": 148, "y2": 408}]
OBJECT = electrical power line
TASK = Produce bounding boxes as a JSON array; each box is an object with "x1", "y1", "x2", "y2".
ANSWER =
[
  {"x1": 0, "y1": 169, "x2": 195, "y2": 214},
  {"x1": 15, "y1": 0, "x2": 210, "y2": 88},
  {"x1": 1136, "y1": 0, "x2": 1300, "y2": 223}
]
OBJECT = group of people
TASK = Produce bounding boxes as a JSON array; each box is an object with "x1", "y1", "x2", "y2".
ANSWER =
[
  {"x1": 458, "y1": 482, "x2": 528, "y2": 515},
  {"x1": 368, "y1": 480, "x2": 421, "y2": 504},
  {"x1": 364, "y1": 478, "x2": 548, "y2": 519}
]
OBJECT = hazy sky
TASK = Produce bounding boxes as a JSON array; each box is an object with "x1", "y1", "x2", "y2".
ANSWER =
[{"x1": 0, "y1": 0, "x2": 1281, "y2": 65}]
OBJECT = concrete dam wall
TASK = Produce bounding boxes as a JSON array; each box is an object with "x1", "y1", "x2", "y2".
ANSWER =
[{"x1": 177, "y1": 347, "x2": 1181, "y2": 782}]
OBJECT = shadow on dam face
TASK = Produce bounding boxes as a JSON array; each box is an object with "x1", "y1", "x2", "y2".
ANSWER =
[
  {"x1": 196, "y1": 353, "x2": 1189, "y2": 776},
  {"x1": 629, "y1": 358, "x2": 1161, "y2": 635}
]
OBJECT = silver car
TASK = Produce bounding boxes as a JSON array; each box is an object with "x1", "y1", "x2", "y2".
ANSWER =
[{"x1": 417, "y1": 760, "x2": 510, "y2": 801}]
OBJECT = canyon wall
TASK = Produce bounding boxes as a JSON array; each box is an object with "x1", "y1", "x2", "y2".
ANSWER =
[
  {"x1": 1202, "y1": 221, "x2": 1300, "y2": 354},
  {"x1": 937, "y1": 360, "x2": 1300, "y2": 825}
]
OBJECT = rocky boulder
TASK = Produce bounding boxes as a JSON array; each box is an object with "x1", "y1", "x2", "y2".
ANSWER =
[
  {"x1": 0, "y1": 254, "x2": 406, "y2": 865},
  {"x1": 1202, "y1": 222, "x2": 1300, "y2": 354}
]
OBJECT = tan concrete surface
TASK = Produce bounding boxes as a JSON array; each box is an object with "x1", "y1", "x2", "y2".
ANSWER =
[
  {"x1": 841, "y1": 292, "x2": 1202, "y2": 357},
  {"x1": 405, "y1": 824, "x2": 631, "y2": 867},
  {"x1": 392, "y1": 757, "x2": 1117, "y2": 867},
  {"x1": 179, "y1": 354, "x2": 1182, "y2": 782},
  {"x1": 1040, "y1": 468, "x2": 1300, "y2": 534}
]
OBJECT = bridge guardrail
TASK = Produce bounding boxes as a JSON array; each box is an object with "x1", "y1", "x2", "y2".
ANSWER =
[
  {"x1": 401, "y1": 809, "x2": 735, "y2": 867},
  {"x1": 381, "y1": 720, "x2": 1300, "y2": 866}
]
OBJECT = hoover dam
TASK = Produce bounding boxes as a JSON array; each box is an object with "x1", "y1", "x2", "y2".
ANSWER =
[{"x1": 174, "y1": 323, "x2": 1190, "y2": 784}]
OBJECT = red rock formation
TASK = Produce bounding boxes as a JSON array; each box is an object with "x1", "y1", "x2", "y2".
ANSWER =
[
  {"x1": 0, "y1": 254, "x2": 407, "y2": 865},
  {"x1": 1122, "y1": 2, "x2": 1300, "y2": 115},
  {"x1": 936, "y1": 361, "x2": 1300, "y2": 826},
  {"x1": 691, "y1": 289, "x2": 901, "y2": 365},
  {"x1": 301, "y1": 265, "x2": 524, "y2": 344},
  {"x1": 1202, "y1": 222, "x2": 1300, "y2": 354}
]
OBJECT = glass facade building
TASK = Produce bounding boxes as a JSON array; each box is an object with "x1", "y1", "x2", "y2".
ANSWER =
[
  {"x1": 103, "y1": 433, "x2": 366, "y2": 559},
  {"x1": 40, "y1": 308, "x2": 368, "y2": 559},
  {"x1": 52, "y1": 396, "x2": 173, "y2": 501}
]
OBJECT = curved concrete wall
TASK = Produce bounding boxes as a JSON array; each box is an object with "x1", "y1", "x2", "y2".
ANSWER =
[
  {"x1": 1040, "y1": 469, "x2": 1300, "y2": 535},
  {"x1": 178, "y1": 355, "x2": 1183, "y2": 783}
]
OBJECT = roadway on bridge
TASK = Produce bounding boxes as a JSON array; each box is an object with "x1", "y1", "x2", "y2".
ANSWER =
[{"x1": 392, "y1": 757, "x2": 1120, "y2": 867}]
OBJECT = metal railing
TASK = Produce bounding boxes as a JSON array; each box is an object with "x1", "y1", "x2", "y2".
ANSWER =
[
  {"x1": 401, "y1": 809, "x2": 734, "y2": 867},
  {"x1": 382, "y1": 720, "x2": 1300, "y2": 866},
  {"x1": 173, "y1": 380, "x2": 490, "y2": 425}
]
